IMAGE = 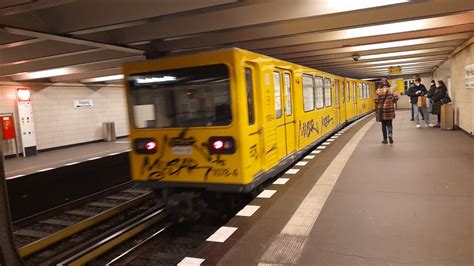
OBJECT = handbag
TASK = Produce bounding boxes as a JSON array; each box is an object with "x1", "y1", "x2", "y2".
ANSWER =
[
  {"x1": 376, "y1": 90, "x2": 389, "y2": 122},
  {"x1": 417, "y1": 96, "x2": 427, "y2": 108},
  {"x1": 441, "y1": 94, "x2": 452, "y2": 104}
]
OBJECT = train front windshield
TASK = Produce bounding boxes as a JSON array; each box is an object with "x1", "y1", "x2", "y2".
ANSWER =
[{"x1": 128, "y1": 64, "x2": 231, "y2": 128}]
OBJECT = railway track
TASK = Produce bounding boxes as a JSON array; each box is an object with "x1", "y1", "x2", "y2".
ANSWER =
[{"x1": 13, "y1": 185, "x2": 155, "y2": 264}]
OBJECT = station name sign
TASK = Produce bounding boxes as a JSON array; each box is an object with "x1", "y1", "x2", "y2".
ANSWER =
[
  {"x1": 388, "y1": 66, "x2": 402, "y2": 75},
  {"x1": 74, "y1": 99, "x2": 94, "y2": 108}
]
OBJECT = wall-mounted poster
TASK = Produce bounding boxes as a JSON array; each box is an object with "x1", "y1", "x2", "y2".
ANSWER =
[{"x1": 465, "y1": 63, "x2": 474, "y2": 89}]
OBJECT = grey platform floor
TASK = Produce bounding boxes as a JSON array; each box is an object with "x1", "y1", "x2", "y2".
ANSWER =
[
  {"x1": 218, "y1": 111, "x2": 473, "y2": 265},
  {"x1": 4, "y1": 139, "x2": 130, "y2": 178}
]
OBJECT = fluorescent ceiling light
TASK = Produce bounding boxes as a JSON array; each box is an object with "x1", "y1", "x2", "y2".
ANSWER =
[
  {"x1": 361, "y1": 48, "x2": 452, "y2": 60},
  {"x1": 325, "y1": 0, "x2": 409, "y2": 13},
  {"x1": 82, "y1": 74, "x2": 124, "y2": 83},
  {"x1": 22, "y1": 68, "x2": 71, "y2": 79},
  {"x1": 135, "y1": 76, "x2": 177, "y2": 84}
]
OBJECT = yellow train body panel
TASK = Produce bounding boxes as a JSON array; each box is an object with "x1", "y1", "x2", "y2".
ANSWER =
[{"x1": 124, "y1": 48, "x2": 375, "y2": 192}]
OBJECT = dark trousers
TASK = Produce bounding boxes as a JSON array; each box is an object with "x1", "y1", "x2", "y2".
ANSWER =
[
  {"x1": 437, "y1": 113, "x2": 441, "y2": 125},
  {"x1": 381, "y1": 120, "x2": 393, "y2": 139},
  {"x1": 411, "y1": 104, "x2": 414, "y2": 119}
]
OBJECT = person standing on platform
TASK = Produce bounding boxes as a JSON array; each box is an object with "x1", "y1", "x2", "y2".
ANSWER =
[
  {"x1": 430, "y1": 80, "x2": 447, "y2": 128},
  {"x1": 426, "y1": 80, "x2": 436, "y2": 113},
  {"x1": 407, "y1": 78, "x2": 428, "y2": 128},
  {"x1": 375, "y1": 80, "x2": 398, "y2": 144}
]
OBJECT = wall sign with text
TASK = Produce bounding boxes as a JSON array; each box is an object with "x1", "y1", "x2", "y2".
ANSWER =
[{"x1": 74, "y1": 99, "x2": 94, "y2": 108}]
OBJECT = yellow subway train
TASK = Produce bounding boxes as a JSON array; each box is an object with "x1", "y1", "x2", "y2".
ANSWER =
[{"x1": 124, "y1": 48, "x2": 375, "y2": 195}]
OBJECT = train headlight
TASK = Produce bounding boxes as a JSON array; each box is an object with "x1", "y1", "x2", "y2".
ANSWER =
[
  {"x1": 134, "y1": 138, "x2": 157, "y2": 154},
  {"x1": 208, "y1": 136, "x2": 236, "y2": 154}
]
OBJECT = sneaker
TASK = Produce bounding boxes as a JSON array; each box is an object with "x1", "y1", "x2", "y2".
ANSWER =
[
  {"x1": 428, "y1": 123, "x2": 435, "y2": 127},
  {"x1": 410, "y1": 118, "x2": 415, "y2": 121},
  {"x1": 389, "y1": 136, "x2": 393, "y2": 144},
  {"x1": 382, "y1": 139, "x2": 388, "y2": 144},
  {"x1": 434, "y1": 124, "x2": 441, "y2": 128},
  {"x1": 416, "y1": 124, "x2": 421, "y2": 128}
]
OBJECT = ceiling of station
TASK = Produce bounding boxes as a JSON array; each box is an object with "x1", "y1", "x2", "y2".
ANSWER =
[{"x1": 0, "y1": 0, "x2": 473, "y2": 82}]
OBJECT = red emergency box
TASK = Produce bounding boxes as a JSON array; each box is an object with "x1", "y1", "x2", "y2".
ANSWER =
[{"x1": 1, "y1": 115, "x2": 16, "y2": 140}]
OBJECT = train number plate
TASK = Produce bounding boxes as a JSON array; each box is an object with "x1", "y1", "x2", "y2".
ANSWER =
[{"x1": 172, "y1": 146, "x2": 193, "y2": 155}]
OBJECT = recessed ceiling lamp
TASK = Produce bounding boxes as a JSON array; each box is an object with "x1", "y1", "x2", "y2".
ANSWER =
[{"x1": 81, "y1": 74, "x2": 124, "y2": 83}]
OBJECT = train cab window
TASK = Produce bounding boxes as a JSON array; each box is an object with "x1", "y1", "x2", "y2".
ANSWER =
[
  {"x1": 245, "y1": 68, "x2": 255, "y2": 125},
  {"x1": 273, "y1": 71, "x2": 283, "y2": 119},
  {"x1": 323, "y1": 78, "x2": 332, "y2": 107},
  {"x1": 128, "y1": 64, "x2": 231, "y2": 128},
  {"x1": 314, "y1": 76, "x2": 324, "y2": 109},
  {"x1": 346, "y1": 81, "x2": 350, "y2": 102},
  {"x1": 302, "y1": 74, "x2": 315, "y2": 112},
  {"x1": 284, "y1": 73, "x2": 292, "y2": 116}
]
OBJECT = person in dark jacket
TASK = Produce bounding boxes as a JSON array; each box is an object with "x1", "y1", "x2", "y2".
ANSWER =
[
  {"x1": 407, "y1": 78, "x2": 429, "y2": 127},
  {"x1": 375, "y1": 80, "x2": 398, "y2": 144},
  {"x1": 431, "y1": 80, "x2": 447, "y2": 128},
  {"x1": 426, "y1": 80, "x2": 436, "y2": 113}
]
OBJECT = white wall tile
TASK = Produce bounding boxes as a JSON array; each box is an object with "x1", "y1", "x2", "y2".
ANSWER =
[{"x1": 0, "y1": 82, "x2": 129, "y2": 155}]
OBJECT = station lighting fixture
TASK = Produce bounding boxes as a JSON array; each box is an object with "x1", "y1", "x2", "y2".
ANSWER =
[
  {"x1": 21, "y1": 68, "x2": 70, "y2": 80},
  {"x1": 17, "y1": 88, "x2": 31, "y2": 102},
  {"x1": 81, "y1": 74, "x2": 124, "y2": 83}
]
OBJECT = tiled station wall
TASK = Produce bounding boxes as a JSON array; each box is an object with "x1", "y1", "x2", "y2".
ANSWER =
[
  {"x1": 0, "y1": 82, "x2": 129, "y2": 155},
  {"x1": 433, "y1": 39, "x2": 474, "y2": 135}
]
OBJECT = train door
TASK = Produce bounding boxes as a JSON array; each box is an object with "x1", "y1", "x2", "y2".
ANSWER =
[
  {"x1": 244, "y1": 64, "x2": 262, "y2": 176},
  {"x1": 282, "y1": 72, "x2": 295, "y2": 154},
  {"x1": 352, "y1": 81, "x2": 357, "y2": 116},
  {"x1": 272, "y1": 70, "x2": 288, "y2": 160},
  {"x1": 335, "y1": 79, "x2": 345, "y2": 124},
  {"x1": 334, "y1": 79, "x2": 340, "y2": 125}
]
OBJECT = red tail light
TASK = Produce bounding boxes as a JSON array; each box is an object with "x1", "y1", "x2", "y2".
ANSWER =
[
  {"x1": 134, "y1": 138, "x2": 157, "y2": 154},
  {"x1": 208, "y1": 136, "x2": 235, "y2": 154}
]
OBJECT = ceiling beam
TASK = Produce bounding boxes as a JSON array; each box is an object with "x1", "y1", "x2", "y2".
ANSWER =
[
  {"x1": 1, "y1": 25, "x2": 144, "y2": 54},
  {"x1": 0, "y1": 0, "x2": 76, "y2": 16}
]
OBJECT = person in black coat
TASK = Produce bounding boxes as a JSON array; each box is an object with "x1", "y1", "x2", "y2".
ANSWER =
[
  {"x1": 426, "y1": 80, "x2": 436, "y2": 113},
  {"x1": 430, "y1": 80, "x2": 447, "y2": 128},
  {"x1": 407, "y1": 78, "x2": 428, "y2": 127}
]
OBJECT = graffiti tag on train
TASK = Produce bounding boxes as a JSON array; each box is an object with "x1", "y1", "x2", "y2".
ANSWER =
[
  {"x1": 298, "y1": 119, "x2": 320, "y2": 138},
  {"x1": 321, "y1": 115, "x2": 334, "y2": 128},
  {"x1": 141, "y1": 131, "x2": 237, "y2": 180}
]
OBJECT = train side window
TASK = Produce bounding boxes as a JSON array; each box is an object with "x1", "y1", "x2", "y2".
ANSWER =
[
  {"x1": 359, "y1": 83, "x2": 363, "y2": 100},
  {"x1": 335, "y1": 80, "x2": 340, "y2": 105},
  {"x1": 273, "y1": 71, "x2": 283, "y2": 119},
  {"x1": 302, "y1": 74, "x2": 315, "y2": 112},
  {"x1": 323, "y1": 78, "x2": 332, "y2": 107},
  {"x1": 367, "y1": 85, "x2": 371, "y2": 98},
  {"x1": 314, "y1": 76, "x2": 324, "y2": 109},
  {"x1": 284, "y1": 73, "x2": 292, "y2": 116},
  {"x1": 245, "y1": 68, "x2": 255, "y2": 125},
  {"x1": 346, "y1": 81, "x2": 350, "y2": 102}
]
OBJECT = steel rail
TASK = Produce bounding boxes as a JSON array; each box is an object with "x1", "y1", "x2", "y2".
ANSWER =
[
  {"x1": 105, "y1": 223, "x2": 172, "y2": 265},
  {"x1": 18, "y1": 191, "x2": 153, "y2": 257},
  {"x1": 58, "y1": 208, "x2": 168, "y2": 265}
]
